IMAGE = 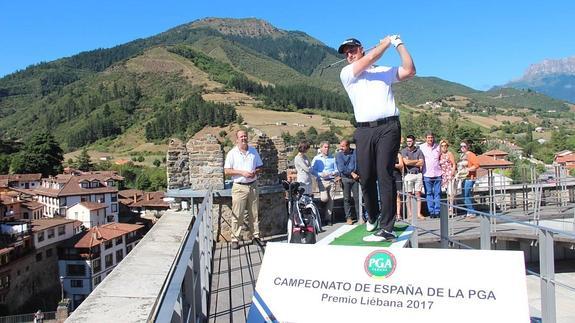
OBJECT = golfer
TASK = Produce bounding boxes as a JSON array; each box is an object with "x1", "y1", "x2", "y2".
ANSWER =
[{"x1": 338, "y1": 35, "x2": 416, "y2": 242}]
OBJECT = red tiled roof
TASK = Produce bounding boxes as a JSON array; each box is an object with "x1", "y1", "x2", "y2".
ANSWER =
[
  {"x1": 477, "y1": 155, "x2": 513, "y2": 169},
  {"x1": 483, "y1": 149, "x2": 509, "y2": 156},
  {"x1": 131, "y1": 192, "x2": 169, "y2": 208},
  {"x1": 74, "y1": 223, "x2": 143, "y2": 248},
  {"x1": 118, "y1": 189, "x2": 143, "y2": 199},
  {"x1": 0, "y1": 173, "x2": 42, "y2": 181},
  {"x1": 75, "y1": 201, "x2": 107, "y2": 211},
  {"x1": 34, "y1": 172, "x2": 123, "y2": 197},
  {"x1": 21, "y1": 200, "x2": 43, "y2": 210},
  {"x1": 555, "y1": 155, "x2": 575, "y2": 163},
  {"x1": 32, "y1": 218, "x2": 82, "y2": 232}
]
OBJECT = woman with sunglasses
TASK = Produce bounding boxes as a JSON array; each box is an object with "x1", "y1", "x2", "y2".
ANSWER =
[
  {"x1": 439, "y1": 139, "x2": 456, "y2": 214},
  {"x1": 458, "y1": 141, "x2": 480, "y2": 218}
]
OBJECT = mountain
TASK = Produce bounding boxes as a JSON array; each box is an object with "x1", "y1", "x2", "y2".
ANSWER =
[
  {"x1": 504, "y1": 56, "x2": 575, "y2": 103},
  {"x1": 0, "y1": 17, "x2": 572, "y2": 153}
]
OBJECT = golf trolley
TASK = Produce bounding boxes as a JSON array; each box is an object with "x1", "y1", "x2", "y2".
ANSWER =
[{"x1": 282, "y1": 181, "x2": 321, "y2": 244}]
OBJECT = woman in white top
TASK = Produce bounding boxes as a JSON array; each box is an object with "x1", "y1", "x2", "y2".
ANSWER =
[{"x1": 294, "y1": 141, "x2": 312, "y2": 195}]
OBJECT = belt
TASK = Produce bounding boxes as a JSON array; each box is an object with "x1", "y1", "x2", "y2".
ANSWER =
[
  {"x1": 356, "y1": 116, "x2": 399, "y2": 128},
  {"x1": 234, "y1": 181, "x2": 256, "y2": 186}
]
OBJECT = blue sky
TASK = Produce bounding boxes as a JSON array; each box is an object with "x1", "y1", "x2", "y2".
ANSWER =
[{"x1": 1, "y1": 0, "x2": 573, "y2": 90}]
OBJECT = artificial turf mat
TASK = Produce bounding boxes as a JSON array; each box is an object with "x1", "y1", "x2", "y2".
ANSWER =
[{"x1": 329, "y1": 223, "x2": 409, "y2": 247}]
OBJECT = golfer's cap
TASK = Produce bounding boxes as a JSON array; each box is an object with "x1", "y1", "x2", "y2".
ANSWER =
[{"x1": 338, "y1": 38, "x2": 362, "y2": 54}]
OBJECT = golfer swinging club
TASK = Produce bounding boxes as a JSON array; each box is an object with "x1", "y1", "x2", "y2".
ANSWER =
[{"x1": 338, "y1": 35, "x2": 416, "y2": 242}]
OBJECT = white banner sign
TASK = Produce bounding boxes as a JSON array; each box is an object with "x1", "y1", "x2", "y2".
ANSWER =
[{"x1": 248, "y1": 243, "x2": 529, "y2": 323}]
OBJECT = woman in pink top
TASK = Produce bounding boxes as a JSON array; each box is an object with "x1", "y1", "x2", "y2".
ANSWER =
[{"x1": 439, "y1": 139, "x2": 456, "y2": 214}]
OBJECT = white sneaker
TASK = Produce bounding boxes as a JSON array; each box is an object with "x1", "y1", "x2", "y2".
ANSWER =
[
  {"x1": 365, "y1": 219, "x2": 379, "y2": 232},
  {"x1": 363, "y1": 229, "x2": 396, "y2": 242}
]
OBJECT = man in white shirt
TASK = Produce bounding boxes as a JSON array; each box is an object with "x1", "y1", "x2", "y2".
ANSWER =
[
  {"x1": 339, "y1": 35, "x2": 416, "y2": 242},
  {"x1": 224, "y1": 130, "x2": 264, "y2": 250}
]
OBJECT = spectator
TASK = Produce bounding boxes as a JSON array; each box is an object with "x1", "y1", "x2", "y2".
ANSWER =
[
  {"x1": 394, "y1": 152, "x2": 405, "y2": 220},
  {"x1": 458, "y1": 140, "x2": 480, "y2": 218},
  {"x1": 224, "y1": 130, "x2": 264, "y2": 250},
  {"x1": 294, "y1": 141, "x2": 312, "y2": 195},
  {"x1": 335, "y1": 139, "x2": 360, "y2": 225},
  {"x1": 420, "y1": 132, "x2": 442, "y2": 218},
  {"x1": 311, "y1": 141, "x2": 338, "y2": 225},
  {"x1": 401, "y1": 135, "x2": 425, "y2": 220},
  {"x1": 439, "y1": 139, "x2": 457, "y2": 214}
]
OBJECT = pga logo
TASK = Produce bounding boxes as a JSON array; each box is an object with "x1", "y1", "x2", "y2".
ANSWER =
[{"x1": 364, "y1": 250, "x2": 396, "y2": 279}]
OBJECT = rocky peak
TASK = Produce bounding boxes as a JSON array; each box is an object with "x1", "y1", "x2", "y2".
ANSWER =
[
  {"x1": 190, "y1": 17, "x2": 285, "y2": 37},
  {"x1": 521, "y1": 56, "x2": 575, "y2": 80}
]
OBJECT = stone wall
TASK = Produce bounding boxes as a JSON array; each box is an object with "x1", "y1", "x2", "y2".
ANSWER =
[
  {"x1": 166, "y1": 139, "x2": 189, "y2": 190},
  {"x1": 211, "y1": 191, "x2": 287, "y2": 242},
  {"x1": 187, "y1": 135, "x2": 224, "y2": 191},
  {"x1": 166, "y1": 133, "x2": 288, "y2": 242},
  {"x1": 251, "y1": 134, "x2": 278, "y2": 186}
]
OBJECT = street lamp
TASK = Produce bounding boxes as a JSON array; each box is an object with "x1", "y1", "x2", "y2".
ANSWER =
[{"x1": 59, "y1": 276, "x2": 64, "y2": 301}]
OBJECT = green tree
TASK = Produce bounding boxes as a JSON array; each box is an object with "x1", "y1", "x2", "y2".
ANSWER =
[
  {"x1": 153, "y1": 159, "x2": 161, "y2": 167},
  {"x1": 135, "y1": 173, "x2": 151, "y2": 190},
  {"x1": 0, "y1": 155, "x2": 11, "y2": 174},
  {"x1": 550, "y1": 127, "x2": 568, "y2": 151},
  {"x1": 10, "y1": 132, "x2": 63, "y2": 176},
  {"x1": 76, "y1": 148, "x2": 94, "y2": 171}
]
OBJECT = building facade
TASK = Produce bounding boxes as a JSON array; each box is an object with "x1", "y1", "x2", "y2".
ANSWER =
[
  {"x1": 34, "y1": 171, "x2": 123, "y2": 223},
  {"x1": 58, "y1": 223, "x2": 143, "y2": 309}
]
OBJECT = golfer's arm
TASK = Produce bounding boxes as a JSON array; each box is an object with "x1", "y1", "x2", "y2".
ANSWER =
[
  {"x1": 352, "y1": 38, "x2": 392, "y2": 77},
  {"x1": 396, "y1": 45, "x2": 416, "y2": 81}
]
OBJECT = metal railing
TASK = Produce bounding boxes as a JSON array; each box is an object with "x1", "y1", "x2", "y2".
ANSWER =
[
  {"x1": 149, "y1": 189, "x2": 214, "y2": 323},
  {"x1": 399, "y1": 189, "x2": 575, "y2": 323},
  {"x1": 0, "y1": 311, "x2": 56, "y2": 323}
]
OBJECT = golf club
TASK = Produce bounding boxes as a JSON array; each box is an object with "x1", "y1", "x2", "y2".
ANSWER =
[{"x1": 318, "y1": 44, "x2": 377, "y2": 76}]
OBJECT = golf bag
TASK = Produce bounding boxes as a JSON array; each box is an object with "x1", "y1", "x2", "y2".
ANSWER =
[{"x1": 282, "y1": 181, "x2": 321, "y2": 244}]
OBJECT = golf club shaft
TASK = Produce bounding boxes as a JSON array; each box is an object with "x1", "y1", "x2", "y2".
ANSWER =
[{"x1": 319, "y1": 45, "x2": 377, "y2": 75}]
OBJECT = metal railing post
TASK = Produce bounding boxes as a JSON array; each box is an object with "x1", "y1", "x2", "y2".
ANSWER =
[
  {"x1": 480, "y1": 213, "x2": 491, "y2": 250},
  {"x1": 409, "y1": 195, "x2": 418, "y2": 248},
  {"x1": 439, "y1": 202, "x2": 449, "y2": 249},
  {"x1": 538, "y1": 229, "x2": 556, "y2": 323}
]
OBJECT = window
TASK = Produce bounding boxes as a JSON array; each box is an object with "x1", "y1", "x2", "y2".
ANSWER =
[
  {"x1": 81, "y1": 182, "x2": 89, "y2": 188},
  {"x1": 38, "y1": 231, "x2": 45, "y2": 242},
  {"x1": 111, "y1": 193, "x2": 117, "y2": 202},
  {"x1": 116, "y1": 249, "x2": 123, "y2": 262},
  {"x1": 0, "y1": 274, "x2": 9, "y2": 290},
  {"x1": 115, "y1": 237, "x2": 123, "y2": 246},
  {"x1": 104, "y1": 240, "x2": 113, "y2": 250},
  {"x1": 36, "y1": 253, "x2": 42, "y2": 262},
  {"x1": 71, "y1": 280, "x2": 84, "y2": 288},
  {"x1": 46, "y1": 248, "x2": 53, "y2": 258},
  {"x1": 95, "y1": 194, "x2": 105, "y2": 203},
  {"x1": 80, "y1": 195, "x2": 90, "y2": 202},
  {"x1": 59, "y1": 197, "x2": 67, "y2": 206},
  {"x1": 107, "y1": 180, "x2": 115, "y2": 187},
  {"x1": 92, "y1": 259, "x2": 102, "y2": 274},
  {"x1": 105, "y1": 254, "x2": 113, "y2": 268},
  {"x1": 47, "y1": 228, "x2": 55, "y2": 239},
  {"x1": 111, "y1": 204, "x2": 118, "y2": 212},
  {"x1": 93, "y1": 276, "x2": 102, "y2": 286},
  {"x1": 58, "y1": 225, "x2": 66, "y2": 236},
  {"x1": 23, "y1": 212, "x2": 29, "y2": 219},
  {"x1": 126, "y1": 245, "x2": 133, "y2": 254},
  {"x1": 67, "y1": 264, "x2": 86, "y2": 277},
  {"x1": 107, "y1": 216, "x2": 115, "y2": 223},
  {"x1": 91, "y1": 181, "x2": 99, "y2": 188}
]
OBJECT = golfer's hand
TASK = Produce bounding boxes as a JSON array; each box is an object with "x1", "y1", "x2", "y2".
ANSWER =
[{"x1": 389, "y1": 35, "x2": 403, "y2": 48}]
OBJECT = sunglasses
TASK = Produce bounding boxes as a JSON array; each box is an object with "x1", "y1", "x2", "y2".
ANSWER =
[
  {"x1": 344, "y1": 46, "x2": 360, "y2": 55},
  {"x1": 460, "y1": 145, "x2": 468, "y2": 148}
]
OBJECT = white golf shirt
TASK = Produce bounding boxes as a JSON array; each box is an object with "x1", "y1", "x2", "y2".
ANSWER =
[
  {"x1": 340, "y1": 63, "x2": 399, "y2": 122},
  {"x1": 224, "y1": 145, "x2": 263, "y2": 184}
]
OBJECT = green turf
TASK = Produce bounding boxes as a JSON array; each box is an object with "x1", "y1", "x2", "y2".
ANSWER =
[{"x1": 329, "y1": 223, "x2": 409, "y2": 247}]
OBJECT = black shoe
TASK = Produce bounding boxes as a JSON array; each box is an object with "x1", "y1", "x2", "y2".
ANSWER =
[{"x1": 231, "y1": 241, "x2": 240, "y2": 250}]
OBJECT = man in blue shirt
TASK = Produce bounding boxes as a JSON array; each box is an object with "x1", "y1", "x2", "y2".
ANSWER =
[
  {"x1": 335, "y1": 139, "x2": 361, "y2": 225},
  {"x1": 311, "y1": 141, "x2": 338, "y2": 225}
]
